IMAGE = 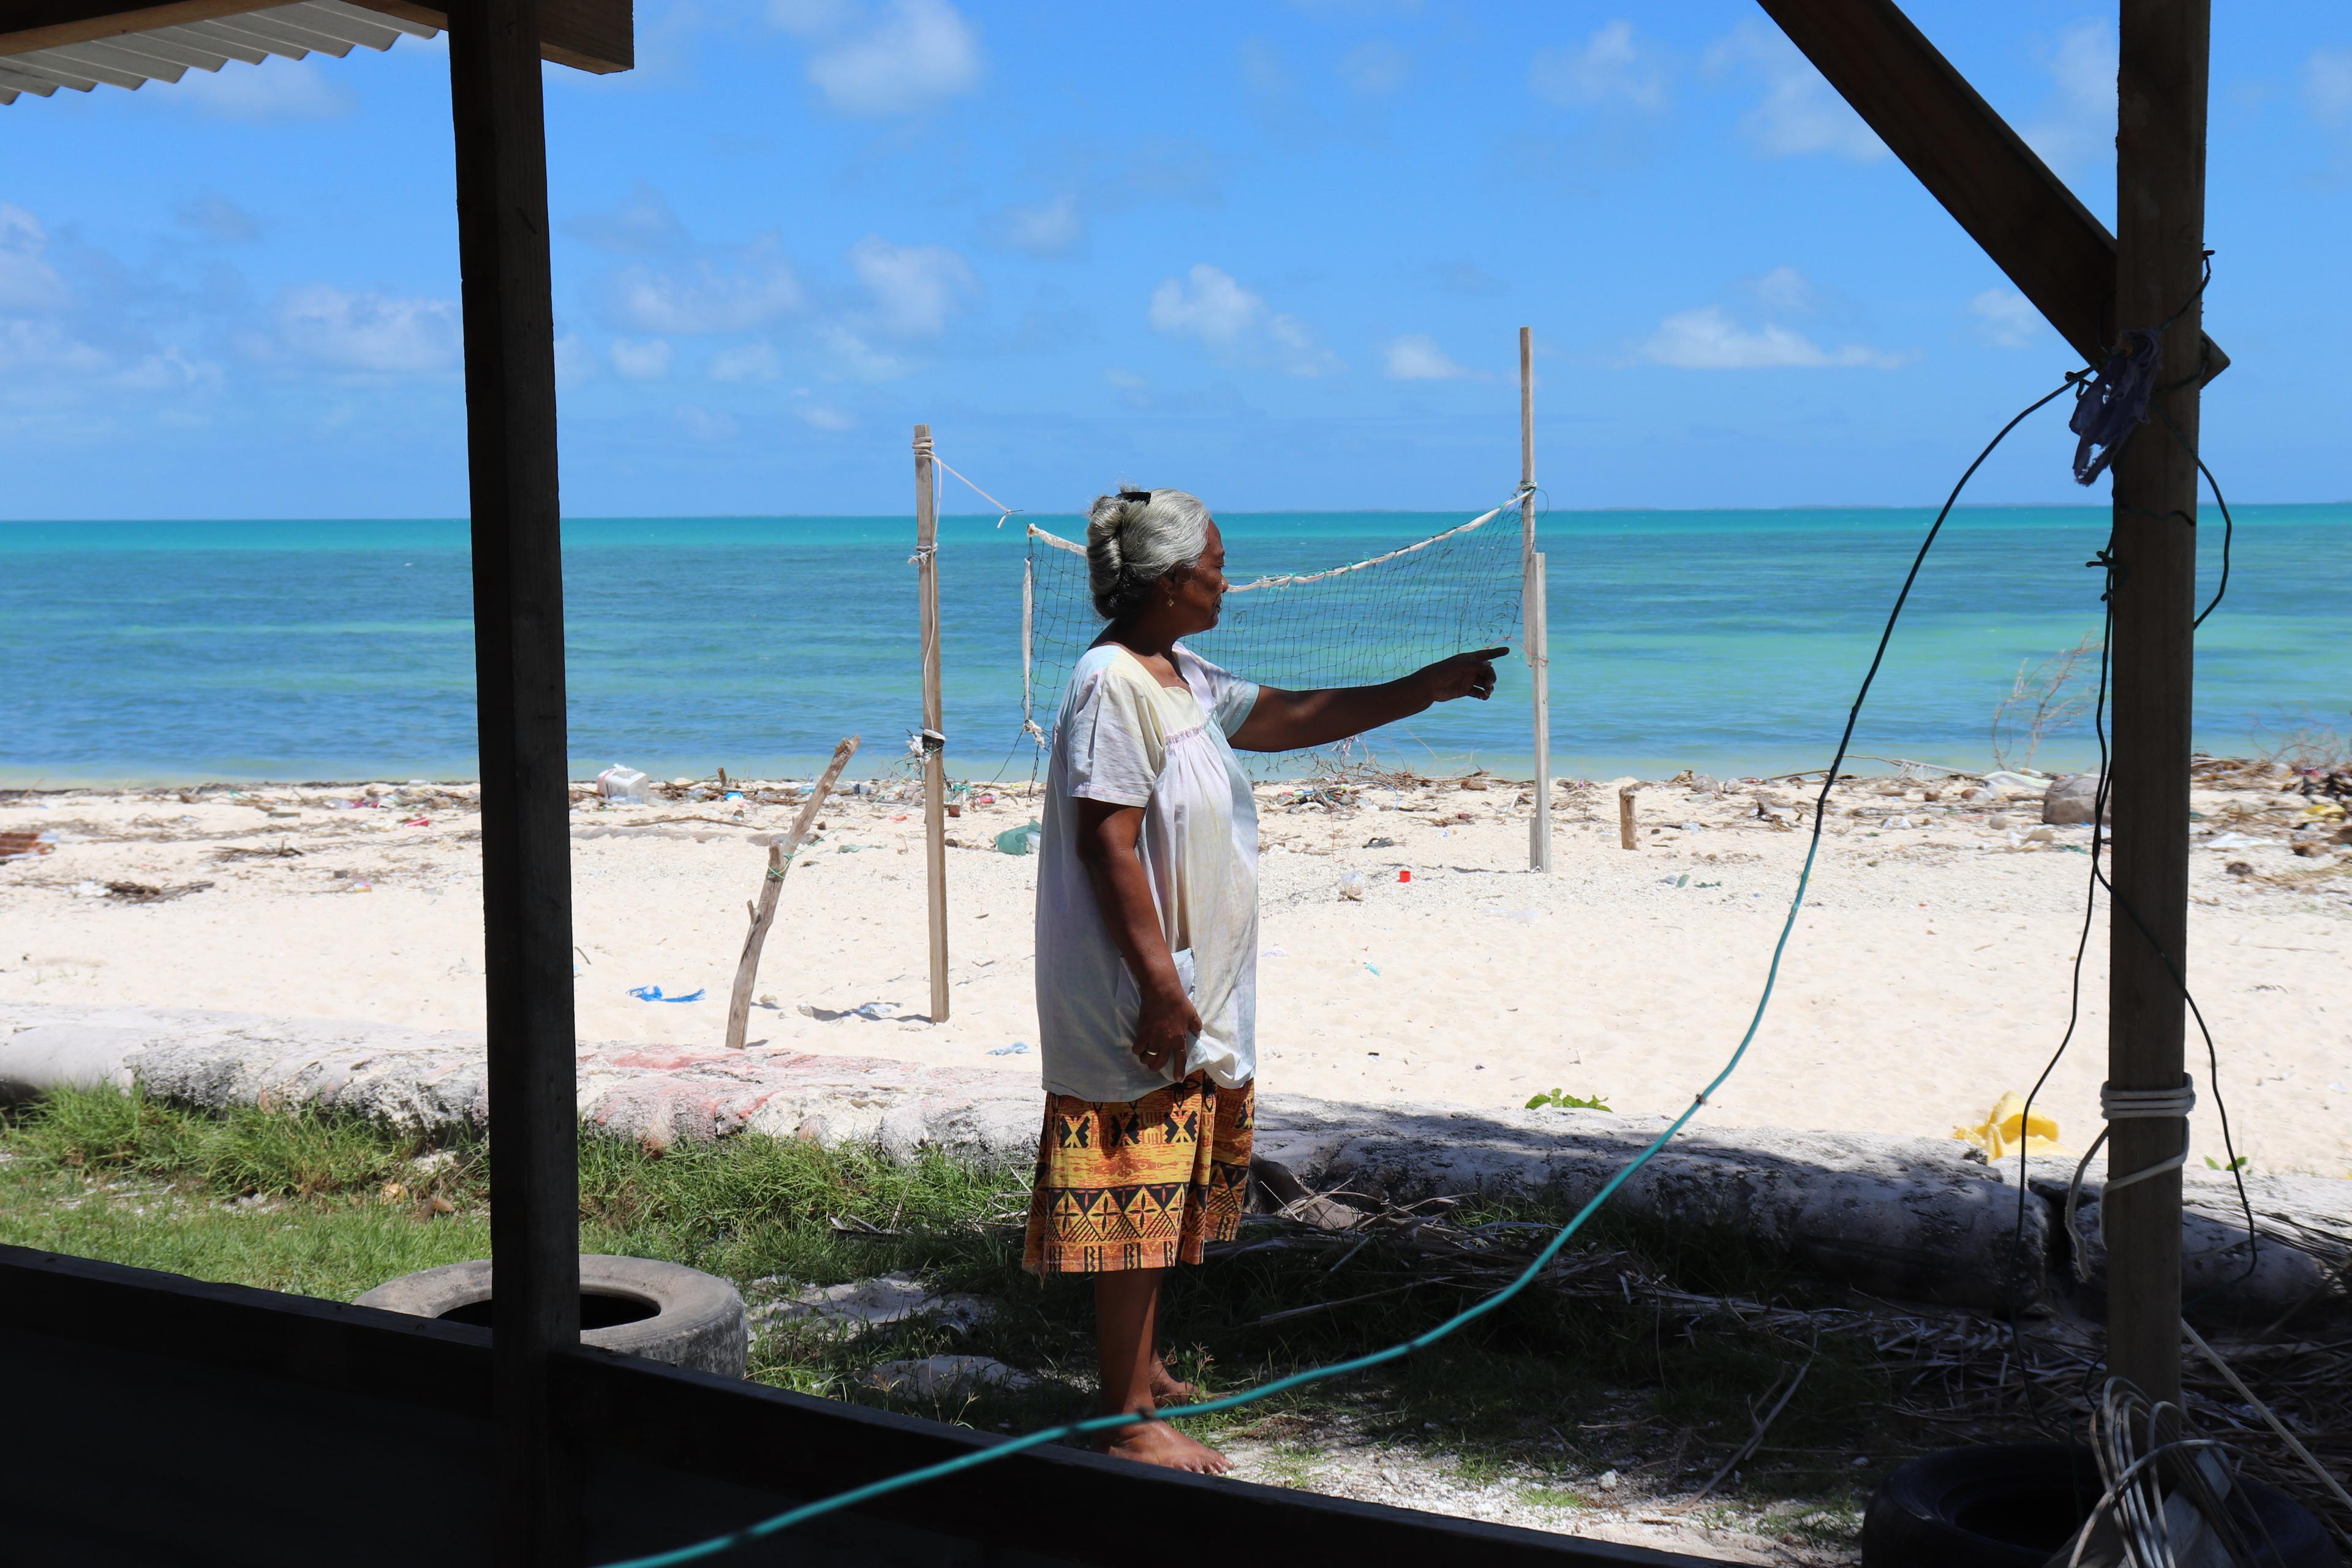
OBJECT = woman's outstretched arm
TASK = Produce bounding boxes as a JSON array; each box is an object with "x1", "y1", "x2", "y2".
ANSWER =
[{"x1": 1229, "y1": 647, "x2": 1508, "y2": 753}]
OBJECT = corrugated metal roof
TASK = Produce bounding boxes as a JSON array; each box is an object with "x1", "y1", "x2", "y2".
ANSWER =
[{"x1": 0, "y1": 2, "x2": 437, "y2": 106}]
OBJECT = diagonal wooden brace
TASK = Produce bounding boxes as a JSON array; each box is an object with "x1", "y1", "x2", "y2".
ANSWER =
[{"x1": 1756, "y1": 0, "x2": 2226, "y2": 382}]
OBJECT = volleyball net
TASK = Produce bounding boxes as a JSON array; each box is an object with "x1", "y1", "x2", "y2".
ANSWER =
[{"x1": 1019, "y1": 490, "x2": 1532, "y2": 754}]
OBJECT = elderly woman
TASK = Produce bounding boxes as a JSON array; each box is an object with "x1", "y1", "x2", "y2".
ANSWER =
[{"x1": 1023, "y1": 486, "x2": 1505, "y2": 1473}]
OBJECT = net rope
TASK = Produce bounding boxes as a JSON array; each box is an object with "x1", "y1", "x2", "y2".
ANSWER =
[{"x1": 1022, "y1": 487, "x2": 1532, "y2": 751}]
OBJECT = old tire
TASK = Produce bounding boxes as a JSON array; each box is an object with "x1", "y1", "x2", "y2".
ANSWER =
[
  {"x1": 1863, "y1": 1443, "x2": 2338, "y2": 1567},
  {"x1": 356, "y1": 1255, "x2": 747, "y2": 1379}
]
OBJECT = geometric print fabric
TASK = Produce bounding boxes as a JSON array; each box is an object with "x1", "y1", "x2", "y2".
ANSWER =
[{"x1": 1023, "y1": 1073, "x2": 1254, "y2": 1275}]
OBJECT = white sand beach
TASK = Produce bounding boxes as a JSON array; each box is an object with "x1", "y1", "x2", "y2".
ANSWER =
[{"x1": 3, "y1": 768, "x2": 2347, "y2": 1178}]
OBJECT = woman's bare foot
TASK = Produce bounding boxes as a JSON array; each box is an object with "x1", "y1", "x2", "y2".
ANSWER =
[
  {"x1": 1150, "y1": 1360, "x2": 1202, "y2": 1406},
  {"x1": 1103, "y1": 1419, "x2": 1232, "y2": 1475}
]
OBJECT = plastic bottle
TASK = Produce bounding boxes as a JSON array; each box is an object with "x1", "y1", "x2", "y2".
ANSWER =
[{"x1": 995, "y1": 819, "x2": 1043, "y2": 856}]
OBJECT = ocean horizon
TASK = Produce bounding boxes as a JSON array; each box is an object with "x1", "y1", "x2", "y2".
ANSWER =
[{"x1": 4, "y1": 503, "x2": 2345, "y2": 787}]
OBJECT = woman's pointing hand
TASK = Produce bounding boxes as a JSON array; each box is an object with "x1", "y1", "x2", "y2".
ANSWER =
[{"x1": 1415, "y1": 647, "x2": 1510, "y2": 704}]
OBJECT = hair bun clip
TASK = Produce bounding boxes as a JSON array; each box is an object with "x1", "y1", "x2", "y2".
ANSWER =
[{"x1": 1117, "y1": 489, "x2": 1153, "y2": 503}]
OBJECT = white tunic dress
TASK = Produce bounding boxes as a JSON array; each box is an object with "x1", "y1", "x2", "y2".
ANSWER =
[{"x1": 1033, "y1": 644, "x2": 1261, "y2": 1104}]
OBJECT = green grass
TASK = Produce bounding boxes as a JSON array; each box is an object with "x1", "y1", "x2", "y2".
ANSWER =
[{"x1": 0, "y1": 1085, "x2": 1902, "y2": 1537}]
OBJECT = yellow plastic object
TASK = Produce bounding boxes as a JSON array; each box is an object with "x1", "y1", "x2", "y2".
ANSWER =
[
  {"x1": 1950, "y1": 1090, "x2": 2064, "y2": 1159},
  {"x1": 2300, "y1": 800, "x2": 2346, "y2": 820}
]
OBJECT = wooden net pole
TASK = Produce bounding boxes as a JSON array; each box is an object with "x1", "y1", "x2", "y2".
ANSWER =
[
  {"x1": 914, "y1": 424, "x2": 950, "y2": 1023},
  {"x1": 1521, "y1": 327, "x2": 1552, "y2": 872}
]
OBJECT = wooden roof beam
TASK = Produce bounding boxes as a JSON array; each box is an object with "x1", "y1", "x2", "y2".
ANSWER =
[
  {"x1": 1755, "y1": 0, "x2": 2225, "y2": 382},
  {"x1": 0, "y1": 0, "x2": 631, "y2": 73}
]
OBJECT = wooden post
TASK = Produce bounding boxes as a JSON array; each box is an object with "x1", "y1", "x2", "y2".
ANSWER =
[
  {"x1": 725, "y1": 737, "x2": 860, "y2": 1051},
  {"x1": 447, "y1": 0, "x2": 579, "y2": 1561},
  {"x1": 1521, "y1": 327, "x2": 1551, "y2": 873},
  {"x1": 2105, "y1": 0, "x2": 2209, "y2": 1415},
  {"x1": 1618, "y1": 785, "x2": 1638, "y2": 851},
  {"x1": 914, "y1": 424, "x2": 950, "y2": 1023}
]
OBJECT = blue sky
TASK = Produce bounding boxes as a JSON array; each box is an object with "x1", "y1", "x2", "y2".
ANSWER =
[{"x1": 4, "y1": 1, "x2": 2349, "y2": 519}]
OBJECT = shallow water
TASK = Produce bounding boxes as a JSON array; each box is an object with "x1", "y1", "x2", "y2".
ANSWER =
[{"x1": 3, "y1": 505, "x2": 2343, "y2": 785}]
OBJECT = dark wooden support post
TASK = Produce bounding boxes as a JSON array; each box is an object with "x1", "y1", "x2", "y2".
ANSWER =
[
  {"x1": 448, "y1": 0, "x2": 582, "y2": 1559},
  {"x1": 2105, "y1": 0, "x2": 2207, "y2": 1414}
]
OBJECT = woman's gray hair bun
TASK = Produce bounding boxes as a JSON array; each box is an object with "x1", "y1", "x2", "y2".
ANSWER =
[{"x1": 1085, "y1": 486, "x2": 1211, "y2": 620}]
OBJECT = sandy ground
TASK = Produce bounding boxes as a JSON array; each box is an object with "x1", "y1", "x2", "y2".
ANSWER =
[{"x1": 3, "y1": 767, "x2": 2348, "y2": 1178}]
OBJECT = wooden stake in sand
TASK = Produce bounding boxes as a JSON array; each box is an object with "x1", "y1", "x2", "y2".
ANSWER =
[
  {"x1": 914, "y1": 423, "x2": 950, "y2": 1023},
  {"x1": 1521, "y1": 326, "x2": 1553, "y2": 874},
  {"x1": 725, "y1": 737, "x2": 859, "y2": 1051},
  {"x1": 1618, "y1": 785, "x2": 1638, "y2": 851}
]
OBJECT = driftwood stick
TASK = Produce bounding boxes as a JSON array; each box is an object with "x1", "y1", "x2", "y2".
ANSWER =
[
  {"x1": 725, "y1": 736, "x2": 859, "y2": 1050},
  {"x1": 1618, "y1": 785, "x2": 1639, "y2": 850}
]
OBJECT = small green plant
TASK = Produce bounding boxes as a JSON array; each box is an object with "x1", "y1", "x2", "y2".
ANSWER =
[
  {"x1": 2203, "y1": 1155, "x2": 2249, "y2": 1172},
  {"x1": 1525, "y1": 1090, "x2": 1611, "y2": 1112}
]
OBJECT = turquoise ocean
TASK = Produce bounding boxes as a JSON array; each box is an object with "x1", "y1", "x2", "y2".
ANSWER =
[{"x1": 3, "y1": 506, "x2": 2345, "y2": 786}]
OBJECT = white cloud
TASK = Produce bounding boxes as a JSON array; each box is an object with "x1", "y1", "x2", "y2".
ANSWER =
[
  {"x1": 1381, "y1": 334, "x2": 1475, "y2": 380},
  {"x1": 0, "y1": 205, "x2": 67, "y2": 313},
  {"x1": 793, "y1": 396, "x2": 856, "y2": 432},
  {"x1": 1638, "y1": 306, "x2": 1907, "y2": 369},
  {"x1": 1705, "y1": 20, "x2": 1885, "y2": 162},
  {"x1": 709, "y1": 341, "x2": 783, "y2": 382},
  {"x1": 0, "y1": 206, "x2": 221, "y2": 393},
  {"x1": 172, "y1": 59, "x2": 354, "y2": 121},
  {"x1": 1149, "y1": 263, "x2": 1340, "y2": 376},
  {"x1": 0, "y1": 317, "x2": 110, "y2": 379},
  {"x1": 2304, "y1": 47, "x2": 2352, "y2": 126},
  {"x1": 1530, "y1": 21, "x2": 1668, "y2": 112},
  {"x1": 1150, "y1": 263, "x2": 1265, "y2": 347},
  {"x1": 1753, "y1": 265, "x2": 1815, "y2": 314},
  {"x1": 1970, "y1": 288, "x2": 2046, "y2": 349},
  {"x1": 176, "y1": 192, "x2": 262, "y2": 243},
  {"x1": 601, "y1": 240, "x2": 804, "y2": 334},
  {"x1": 609, "y1": 336, "x2": 674, "y2": 379},
  {"x1": 2021, "y1": 21, "x2": 2116, "y2": 174},
  {"x1": 1339, "y1": 40, "x2": 1410, "y2": 97},
  {"x1": 816, "y1": 324, "x2": 906, "y2": 380},
  {"x1": 849, "y1": 236, "x2": 977, "y2": 336},
  {"x1": 568, "y1": 184, "x2": 687, "y2": 255},
  {"x1": 772, "y1": 0, "x2": 982, "y2": 116},
  {"x1": 1102, "y1": 368, "x2": 1147, "y2": 390},
  {"x1": 674, "y1": 404, "x2": 741, "y2": 443},
  {"x1": 553, "y1": 332, "x2": 597, "y2": 389},
  {"x1": 989, "y1": 192, "x2": 1084, "y2": 257},
  {"x1": 274, "y1": 283, "x2": 461, "y2": 373},
  {"x1": 1267, "y1": 314, "x2": 1342, "y2": 377}
]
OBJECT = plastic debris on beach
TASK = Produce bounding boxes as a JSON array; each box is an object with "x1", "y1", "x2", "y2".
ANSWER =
[
  {"x1": 797, "y1": 1001, "x2": 899, "y2": 1022},
  {"x1": 1950, "y1": 1091, "x2": 2062, "y2": 1159},
  {"x1": 597, "y1": 764, "x2": 649, "y2": 807},
  {"x1": 995, "y1": 820, "x2": 1042, "y2": 855},
  {"x1": 987, "y1": 1041, "x2": 1030, "y2": 1056},
  {"x1": 628, "y1": 985, "x2": 705, "y2": 1003}
]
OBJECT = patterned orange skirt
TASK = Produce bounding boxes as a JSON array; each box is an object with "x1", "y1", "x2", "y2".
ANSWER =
[{"x1": 1022, "y1": 1073, "x2": 1254, "y2": 1275}]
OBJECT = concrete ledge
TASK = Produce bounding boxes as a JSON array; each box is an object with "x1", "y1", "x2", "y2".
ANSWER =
[{"x1": 6, "y1": 1001, "x2": 2345, "y2": 1322}]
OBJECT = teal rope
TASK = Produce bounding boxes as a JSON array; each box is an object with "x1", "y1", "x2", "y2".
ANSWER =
[{"x1": 597, "y1": 384, "x2": 2072, "y2": 1568}]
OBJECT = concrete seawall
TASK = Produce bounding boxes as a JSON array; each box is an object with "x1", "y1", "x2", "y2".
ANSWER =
[{"x1": 4, "y1": 1001, "x2": 2340, "y2": 1322}]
